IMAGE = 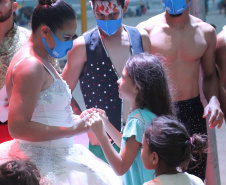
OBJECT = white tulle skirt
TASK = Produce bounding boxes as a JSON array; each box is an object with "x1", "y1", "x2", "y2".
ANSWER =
[{"x1": 0, "y1": 140, "x2": 122, "y2": 185}]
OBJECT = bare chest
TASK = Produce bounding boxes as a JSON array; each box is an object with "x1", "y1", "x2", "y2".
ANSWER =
[
  {"x1": 150, "y1": 27, "x2": 208, "y2": 63},
  {"x1": 102, "y1": 39, "x2": 131, "y2": 77}
]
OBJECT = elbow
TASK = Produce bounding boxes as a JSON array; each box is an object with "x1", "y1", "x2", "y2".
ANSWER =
[
  {"x1": 8, "y1": 127, "x2": 17, "y2": 139},
  {"x1": 116, "y1": 171, "x2": 126, "y2": 176},
  {"x1": 8, "y1": 125, "x2": 20, "y2": 139},
  {"x1": 114, "y1": 167, "x2": 127, "y2": 176},
  {"x1": 8, "y1": 121, "x2": 24, "y2": 139}
]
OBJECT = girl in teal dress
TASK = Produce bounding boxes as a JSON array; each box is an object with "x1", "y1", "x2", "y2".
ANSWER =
[{"x1": 84, "y1": 53, "x2": 175, "y2": 185}]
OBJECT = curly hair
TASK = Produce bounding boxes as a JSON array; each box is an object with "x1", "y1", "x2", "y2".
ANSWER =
[
  {"x1": 0, "y1": 159, "x2": 40, "y2": 185},
  {"x1": 125, "y1": 53, "x2": 174, "y2": 116},
  {"x1": 144, "y1": 116, "x2": 208, "y2": 175}
]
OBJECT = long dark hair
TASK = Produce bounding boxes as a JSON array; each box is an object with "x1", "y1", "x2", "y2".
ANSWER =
[
  {"x1": 31, "y1": 0, "x2": 76, "y2": 33},
  {"x1": 125, "y1": 53, "x2": 174, "y2": 116},
  {"x1": 144, "y1": 116, "x2": 208, "y2": 175}
]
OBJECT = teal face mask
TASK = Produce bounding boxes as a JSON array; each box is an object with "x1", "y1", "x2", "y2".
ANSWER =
[{"x1": 41, "y1": 30, "x2": 73, "y2": 59}]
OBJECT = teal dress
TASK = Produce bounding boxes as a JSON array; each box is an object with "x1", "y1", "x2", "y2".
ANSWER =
[{"x1": 120, "y1": 108, "x2": 156, "y2": 185}]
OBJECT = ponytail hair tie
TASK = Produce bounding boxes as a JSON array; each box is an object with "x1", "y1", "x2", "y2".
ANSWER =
[
  {"x1": 190, "y1": 137, "x2": 193, "y2": 145},
  {"x1": 185, "y1": 137, "x2": 193, "y2": 147}
]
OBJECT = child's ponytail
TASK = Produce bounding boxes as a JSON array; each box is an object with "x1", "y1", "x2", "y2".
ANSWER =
[
  {"x1": 180, "y1": 134, "x2": 208, "y2": 171},
  {"x1": 145, "y1": 116, "x2": 208, "y2": 174}
]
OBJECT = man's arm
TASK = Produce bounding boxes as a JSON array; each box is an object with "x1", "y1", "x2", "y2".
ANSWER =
[
  {"x1": 215, "y1": 29, "x2": 226, "y2": 121},
  {"x1": 62, "y1": 36, "x2": 87, "y2": 115},
  {"x1": 201, "y1": 25, "x2": 224, "y2": 128}
]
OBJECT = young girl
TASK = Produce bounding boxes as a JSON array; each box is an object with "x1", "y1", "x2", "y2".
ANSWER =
[
  {"x1": 87, "y1": 53, "x2": 174, "y2": 185},
  {"x1": 141, "y1": 116, "x2": 207, "y2": 185}
]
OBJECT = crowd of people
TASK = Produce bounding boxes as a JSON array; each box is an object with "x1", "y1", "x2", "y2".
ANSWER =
[{"x1": 0, "y1": 0, "x2": 225, "y2": 184}]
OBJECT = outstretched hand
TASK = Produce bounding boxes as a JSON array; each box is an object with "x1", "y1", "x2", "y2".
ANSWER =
[
  {"x1": 74, "y1": 112, "x2": 93, "y2": 128},
  {"x1": 80, "y1": 108, "x2": 95, "y2": 119},
  {"x1": 87, "y1": 113, "x2": 106, "y2": 138},
  {"x1": 95, "y1": 108, "x2": 109, "y2": 125},
  {"x1": 203, "y1": 97, "x2": 224, "y2": 129}
]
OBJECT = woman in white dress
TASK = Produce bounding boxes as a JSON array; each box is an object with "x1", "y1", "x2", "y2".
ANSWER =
[{"x1": 0, "y1": 0, "x2": 122, "y2": 184}]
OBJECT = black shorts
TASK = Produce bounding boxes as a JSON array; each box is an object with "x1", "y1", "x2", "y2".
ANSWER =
[{"x1": 174, "y1": 95, "x2": 207, "y2": 182}]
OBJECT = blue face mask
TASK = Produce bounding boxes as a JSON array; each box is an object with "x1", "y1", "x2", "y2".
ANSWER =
[
  {"x1": 41, "y1": 30, "x2": 73, "y2": 59},
  {"x1": 96, "y1": 16, "x2": 122, "y2": 36},
  {"x1": 164, "y1": 0, "x2": 191, "y2": 15}
]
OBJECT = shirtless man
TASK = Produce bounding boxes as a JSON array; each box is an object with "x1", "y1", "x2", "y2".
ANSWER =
[
  {"x1": 137, "y1": 0, "x2": 223, "y2": 181},
  {"x1": 216, "y1": 26, "x2": 226, "y2": 120},
  {"x1": 62, "y1": 0, "x2": 151, "y2": 162}
]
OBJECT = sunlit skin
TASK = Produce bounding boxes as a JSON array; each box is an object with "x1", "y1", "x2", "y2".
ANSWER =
[
  {"x1": 4, "y1": 17, "x2": 92, "y2": 141},
  {"x1": 117, "y1": 67, "x2": 138, "y2": 105},
  {"x1": 216, "y1": 28, "x2": 226, "y2": 122},
  {"x1": 137, "y1": 0, "x2": 224, "y2": 128},
  {"x1": 43, "y1": 19, "x2": 77, "y2": 51},
  {"x1": 141, "y1": 135, "x2": 155, "y2": 170}
]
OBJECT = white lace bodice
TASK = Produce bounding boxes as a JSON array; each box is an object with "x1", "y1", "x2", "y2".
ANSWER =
[
  {"x1": 18, "y1": 63, "x2": 75, "y2": 147},
  {"x1": 32, "y1": 78, "x2": 74, "y2": 126}
]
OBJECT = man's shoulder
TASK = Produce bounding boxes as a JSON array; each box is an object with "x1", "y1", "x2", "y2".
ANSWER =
[
  {"x1": 137, "y1": 13, "x2": 165, "y2": 31},
  {"x1": 190, "y1": 15, "x2": 215, "y2": 33},
  {"x1": 217, "y1": 26, "x2": 226, "y2": 47}
]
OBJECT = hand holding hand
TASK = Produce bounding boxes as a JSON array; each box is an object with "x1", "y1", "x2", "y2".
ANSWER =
[
  {"x1": 203, "y1": 96, "x2": 224, "y2": 129},
  {"x1": 88, "y1": 113, "x2": 106, "y2": 139},
  {"x1": 94, "y1": 108, "x2": 110, "y2": 125},
  {"x1": 80, "y1": 108, "x2": 95, "y2": 119},
  {"x1": 73, "y1": 112, "x2": 93, "y2": 129}
]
